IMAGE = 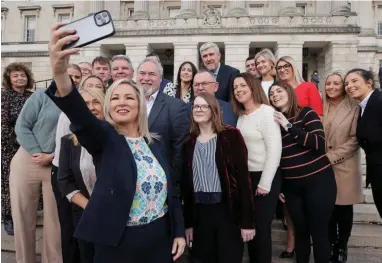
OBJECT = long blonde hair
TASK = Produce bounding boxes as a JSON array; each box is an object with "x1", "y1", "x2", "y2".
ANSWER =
[
  {"x1": 72, "y1": 87, "x2": 106, "y2": 146},
  {"x1": 276, "y1": 56, "x2": 305, "y2": 85},
  {"x1": 254, "y1": 48, "x2": 277, "y2": 77},
  {"x1": 103, "y1": 78, "x2": 155, "y2": 144}
]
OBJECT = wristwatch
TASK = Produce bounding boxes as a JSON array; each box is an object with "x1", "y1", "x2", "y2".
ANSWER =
[{"x1": 284, "y1": 122, "x2": 292, "y2": 131}]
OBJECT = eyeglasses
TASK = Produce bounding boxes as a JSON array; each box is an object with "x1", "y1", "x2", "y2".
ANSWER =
[
  {"x1": 192, "y1": 82, "x2": 215, "y2": 89},
  {"x1": 276, "y1": 64, "x2": 291, "y2": 71},
  {"x1": 191, "y1": 104, "x2": 211, "y2": 112}
]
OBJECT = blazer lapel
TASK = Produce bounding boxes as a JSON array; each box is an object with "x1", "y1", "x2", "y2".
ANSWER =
[
  {"x1": 216, "y1": 64, "x2": 224, "y2": 84},
  {"x1": 327, "y1": 98, "x2": 351, "y2": 141},
  {"x1": 148, "y1": 92, "x2": 165, "y2": 129}
]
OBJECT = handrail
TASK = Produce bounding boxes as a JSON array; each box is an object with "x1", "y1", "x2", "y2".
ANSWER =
[{"x1": 34, "y1": 78, "x2": 53, "y2": 89}]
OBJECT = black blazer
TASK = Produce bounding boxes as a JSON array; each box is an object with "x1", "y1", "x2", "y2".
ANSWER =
[
  {"x1": 356, "y1": 89, "x2": 382, "y2": 165},
  {"x1": 46, "y1": 82, "x2": 184, "y2": 247},
  {"x1": 215, "y1": 64, "x2": 240, "y2": 102},
  {"x1": 149, "y1": 92, "x2": 190, "y2": 182},
  {"x1": 57, "y1": 134, "x2": 90, "y2": 199}
]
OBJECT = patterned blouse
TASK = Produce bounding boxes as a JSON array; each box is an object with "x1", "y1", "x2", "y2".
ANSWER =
[
  {"x1": 126, "y1": 137, "x2": 168, "y2": 226},
  {"x1": 163, "y1": 84, "x2": 192, "y2": 103}
]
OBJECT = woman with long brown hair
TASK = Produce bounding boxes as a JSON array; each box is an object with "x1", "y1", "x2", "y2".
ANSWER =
[
  {"x1": 182, "y1": 92, "x2": 255, "y2": 263},
  {"x1": 268, "y1": 80, "x2": 336, "y2": 263}
]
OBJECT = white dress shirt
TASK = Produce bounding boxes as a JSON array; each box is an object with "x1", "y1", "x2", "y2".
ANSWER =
[
  {"x1": 147, "y1": 90, "x2": 159, "y2": 116},
  {"x1": 359, "y1": 90, "x2": 374, "y2": 117}
]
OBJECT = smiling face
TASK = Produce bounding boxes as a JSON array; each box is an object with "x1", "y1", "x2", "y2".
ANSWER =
[
  {"x1": 109, "y1": 84, "x2": 139, "y2": 126},
  {"x1": 256, "y1": 55, "x2": 273, "y2": 76},
  {"x1": 269, "y1": 85, "x2": 289, "y2": 112},
  {"x1": 276, "y1": 61, "x2": 294, "y2": 82},
  {"x1": 180, "y1": 63, "x2": 194, "y2": 83},
  {"x1": 193, "y1": 72, "x2": 218, "y2": 96},
  {"x1": 83, "y1": 77, "x2": 104, "y2": 90},
  {"x1": 82, "y1": 91, "x2": 104, "y2": 120},
  {"x1": 137, "y1": 61, "x2": 161, "y2": 97},
  {"x1": 344, "y1": 72, "x2": 373, "y2": 101},
  {"x1": 245, "y1": 59, "x2": 257, "y2": 75},
  {"x1": 233, "y1": 77, "x2": 253, "y2": 105},
  {"x1": 10, "y1": 70, "x2": 27, "y2": 90},
  {"x1": 111, "y1": 59, "x2": 134, "y2": 82},
  {"x1": 325, "y1": 74, "x2": 344, "y2": 101},
  {"x1": 192, "y1": 96, "x2": 212, "y2": 125},
  {"x1": 201, "y1": 47, "x2": 221, "y2": 72}
]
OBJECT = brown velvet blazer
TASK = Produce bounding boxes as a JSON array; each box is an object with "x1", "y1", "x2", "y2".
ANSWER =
[{"x1": 181, "y1": 126, "x2": 255, "y2": 230}]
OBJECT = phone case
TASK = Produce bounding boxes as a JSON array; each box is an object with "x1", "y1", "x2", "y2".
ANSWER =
[{"x1": 60, "y1": 10, "x2": 115, "y2": 50}]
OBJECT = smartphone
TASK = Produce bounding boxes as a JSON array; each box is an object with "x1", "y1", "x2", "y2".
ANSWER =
[{"x1": 60, "y1": 10, "x2": 115, "y2": 50}]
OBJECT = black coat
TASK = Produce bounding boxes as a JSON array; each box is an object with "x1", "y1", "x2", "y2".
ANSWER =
[{"x1": 215, "y1": 64, "x2": 240, "y2": 102}]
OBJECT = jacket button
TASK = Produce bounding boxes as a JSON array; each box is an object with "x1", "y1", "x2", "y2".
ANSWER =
[
  {"x1": 329, "y1": 146, "x2": 333, "y2": 149},
  {"x1": 110, "y1": 189, "x2": 114, "y2": 194}
]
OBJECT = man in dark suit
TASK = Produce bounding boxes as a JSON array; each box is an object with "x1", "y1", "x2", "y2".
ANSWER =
[
  {"x1": 146, "y1": 52, "x2": 176, "y2": 93},
  {"x1": 192, "y1": 70, "x2": 237, "y2": 127},
  {"x1": 200, "y1": 42, "x2": 240, "y2": 102},
  {"x1": 136, "y1": 58, "x2": 190, "y2": 182}
]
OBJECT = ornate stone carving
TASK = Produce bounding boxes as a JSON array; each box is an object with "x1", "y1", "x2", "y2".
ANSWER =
[
  {"x1": 302, "y1": 17, "x2": 332, "y2": 24},
  {"x1": 148, "y1": 19, "x2": 176, "y2": 28},
  {"x1": 249, "y1": 17, "x2": 279, "y2": 25},
  {"x1": 2, "y1": 51, "x2": 49, "y2": 57},
  {"x1": 202, "y1": 6, "x2": 221, "y2": 27}
]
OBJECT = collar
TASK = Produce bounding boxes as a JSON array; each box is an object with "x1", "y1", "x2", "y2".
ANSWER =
[
  {"x1": 213, "y1": 63, "x2": 221, "y2": 76},
  {"x1": 359, "y1": 90, "x2": 374, "y2": 109},
  {"x1": 147, "y1": 89, "x2": 159, "y2": 102}
]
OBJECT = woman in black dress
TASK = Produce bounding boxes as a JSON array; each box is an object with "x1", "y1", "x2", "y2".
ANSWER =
[{"x1": 1, "y1": 63, "x2": 34, "y2": 235}]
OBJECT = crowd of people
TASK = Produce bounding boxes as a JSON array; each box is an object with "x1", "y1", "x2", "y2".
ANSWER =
[{"x1": 1, "y1": 22, "x2": 382, "y2": 263}]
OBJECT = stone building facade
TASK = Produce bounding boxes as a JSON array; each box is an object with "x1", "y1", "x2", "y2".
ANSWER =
[{"x1": 1, "y1": 0, "x2": 382, "y2": 89}]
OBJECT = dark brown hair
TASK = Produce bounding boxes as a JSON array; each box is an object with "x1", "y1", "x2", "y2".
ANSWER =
[
  {"x1": 345, "y1": 68, "x2": 376, "y2": 90},
  {"x1": 175, "y1": 61, "x2": 197, "y2": 101},
  {"x1": 2, "y1": 62, "x2": 34, "y2": 90},
  {"x1": 231, "y1": 72, "x2": 270, "y2": 116},
  {"x1": 269, "y1": 80, "x2": 301, "y2": 119},
  {"x1": 190, "y1": 92, "x2": 225, "y2": 136},
  {"x1": 91, "y1": 56, "x2": 110, "y2": 68}
]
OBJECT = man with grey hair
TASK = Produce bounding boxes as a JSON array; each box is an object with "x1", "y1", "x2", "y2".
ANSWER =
[
  {"x1": 200, "y1": 42, "x2": 239, "y2": 102},
  {"x1": 111, "y1": 54, "x2": 134, "y2": 82},
  {"x1": 146, "y1": 52, "x2": 176, "y2": 93},
  {"x1": 136, "y1": 58, "x2": 189, "y2": 194}
]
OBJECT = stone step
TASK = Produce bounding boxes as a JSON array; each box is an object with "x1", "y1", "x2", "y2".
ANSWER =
[
  {"x1": 271, "y1": 221, "x2": 382, "y2": 248},
  {"x1": 363, "y1": 188, "x2": 374, "y2": 204},
  {"x1": 354, "y1": 204, "x2": 381, "y2": 224}
]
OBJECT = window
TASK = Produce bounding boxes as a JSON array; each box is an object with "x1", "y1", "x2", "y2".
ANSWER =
[
  {"x1": 128, "y1": 8, "x2": 134, "y2": 18},
  {"x1": 249, "y1": 5, "x2": 263, "y2": 16},
  {"x1": 58, "y1": 13, "x2": 71, "y2": 23},
  {"x1": 24, "y1": 15, "x2": 36, "y2": 42},
  {"x1": 168, "y1": 7, "x2": 180, "y2": 18},
  {"x1": 379, "y1": 22, "x2": 382, "y2": 36},
  {"x1": 297, "y1": 4, "x2": 306, "y2": 15}
]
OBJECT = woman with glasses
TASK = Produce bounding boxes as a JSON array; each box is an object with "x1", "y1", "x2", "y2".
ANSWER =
[
  {"x1": 182, "y1": 92, "x2": 255, "y2": 263},
  {"x1": 276, "y1": 56, "x2": 323, "y2": 116},
  {"x1": 269, "y1": 80, "x2": 336, "y2": 263}
]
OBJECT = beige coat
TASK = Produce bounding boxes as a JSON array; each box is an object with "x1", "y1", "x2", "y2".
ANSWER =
[{"x1": 323, "y1": 97, "x2": 363, "y2": 205}]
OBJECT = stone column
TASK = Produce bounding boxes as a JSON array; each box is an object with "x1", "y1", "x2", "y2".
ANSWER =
[
  {"x1": 90, "y1": 0, "x2": 104, "y2": 13},
  {"x1": 358, "y1": 0, "x2": 375, "y2": 36},
  {"x1": 132, "y1": 0, "x2": 150, "y2": 19},
  {"x1": 79, "y1": 44, "x2": 110, "y2": 64},
  {"x1": 316, "y1": 54, "x2": 326, "y2": 92},
  {"x1": 330, "y1": 0, "x2": 351, "y2": 16},
  {"x1": 225, "y1": 42, "x2": 250, "y2": 72},
  {"x1": 173, "y1": 43, "x2": 199, "y2": 82},
  {"x1": 279, "y1": 0, "x2": 300, "y2": 16},
  {"x1": 124, "y1": 43, "x2": 152, "y2": 75},
  {"x1": 226, "y1": 1, "x2": 248, "y2": 16},
  {"x1": 177, "y1": 0, "x2": 197, "y2": 18},
  {"x1": 274, "y1": 41, "x2": 304, "y2": 76},
  {"x1": 324, "y1": 41, "x2": 358, "y2": 77}
]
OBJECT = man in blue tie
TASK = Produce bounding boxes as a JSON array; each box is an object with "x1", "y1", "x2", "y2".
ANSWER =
[{"x1": 192, "y1": 70, "x2": 237, "y2": 127}]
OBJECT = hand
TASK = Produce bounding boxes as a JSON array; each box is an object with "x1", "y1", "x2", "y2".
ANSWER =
[
  {"x1": 48, "y1": 22, "x2": 80, "y2": 77},
  {"x1": 241, "y1": 229, "x2": 256, "y2": 242},
  {"x1": 273, "y1": 111, "x2": 290, "y2": 129},
  {"x1": 279, "y1": 193, "x2": 286, "y2": 203},
  {"x1": 172, "y1": 237, "x2": 186, "y2": 261},
  {"x1": 32, "y1": 153, "x2": 54, "y2": 166},
  {"x1": 255, "y1": 187, "x2": 270, "y2": 196},
  {"x1": 185, "y1": 228, "x2": 193, "y2": 248}
]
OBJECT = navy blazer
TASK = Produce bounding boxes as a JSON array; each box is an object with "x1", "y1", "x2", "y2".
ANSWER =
[
  {"x1": 187, "y1": 99, "x2": 237, "y2": 127},
  {"x1": 149, "y1": 92, "x2": 190, "y2": 183},
  {"x1": 46, "y1": 82, "x2": 184, "y2": 247},
  {"x1": 215, "y1": 64, "x2": 240, "y2": 102}
]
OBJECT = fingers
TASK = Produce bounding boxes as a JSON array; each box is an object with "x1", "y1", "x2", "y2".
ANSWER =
[
  {"x1": 172, "y1": 239, "x2": 185, "y2": 261},
  {"x1": 50, "y1": 23, "x2": 75, "y2": 45}
]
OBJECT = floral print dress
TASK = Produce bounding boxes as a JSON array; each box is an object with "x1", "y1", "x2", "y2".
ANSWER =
[{"x1": 1, "y1": 88, "x2": 32, "y2": 219}]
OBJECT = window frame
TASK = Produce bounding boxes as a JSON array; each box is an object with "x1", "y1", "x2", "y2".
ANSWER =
[
  {"x1": 248, "y1": 4, "x2": 264, "y2": 16},
  {"x1": 24, "y1": 14, "x2": 37, "y2": 42}
]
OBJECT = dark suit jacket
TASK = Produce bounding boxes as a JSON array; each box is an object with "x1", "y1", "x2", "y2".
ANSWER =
[
  {"x1": 216, "y1": 64, "x2": 240, "y2": 102},
  {"x1": 46, "y1": 82, "x2": 184, "y2": 247},
  {"x1": 186, "y1": 99, "x2": 237, "y2": 127},
  {"x1": 57, "y1": 134, "x2": 90, "y2": 199},
  {"x1": 181, "y1": 126, "x2": 255, "y2": 230},
  {"x1": 149, "y1": 92, "x2": 190, "y2": 183},
  {"x1": 356, "y1": 89, "x2": 382, "y2": 167}
]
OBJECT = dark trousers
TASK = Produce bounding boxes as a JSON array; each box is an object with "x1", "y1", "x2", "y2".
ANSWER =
[
  {"x1": 247, "y1": 169, "x2": 281, "y2": 263},
  {"x1": 192, "y1": 203, "x2": 243, "y2": 263},
  {"x1": 93, "y1": 215, "x2": 173, "y2": 263},
  {"x1": 51, "y1": 165, "x2": 80, "y2": 263},
  {"x1": 73, "y1": 206, "x2": 94, "y2": 263},
  {"x1": 367, "y1": 164, "x2": 382, "y2": 218},
  {"x1": 283, "y1": 168, "x2": 337, "y2": 263},
  {"x1": 329, "y1": 205, "x2": 353, "y2": 248}
]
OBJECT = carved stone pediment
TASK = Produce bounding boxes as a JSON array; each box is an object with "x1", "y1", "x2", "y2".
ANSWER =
[{"x1": 202, "y1": 6, "x2": 221, "y2": 27}]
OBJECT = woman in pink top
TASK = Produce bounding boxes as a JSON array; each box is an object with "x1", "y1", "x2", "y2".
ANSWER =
[{"x1": 276, "y1": 56, "x2": 323, "y2": 115}]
